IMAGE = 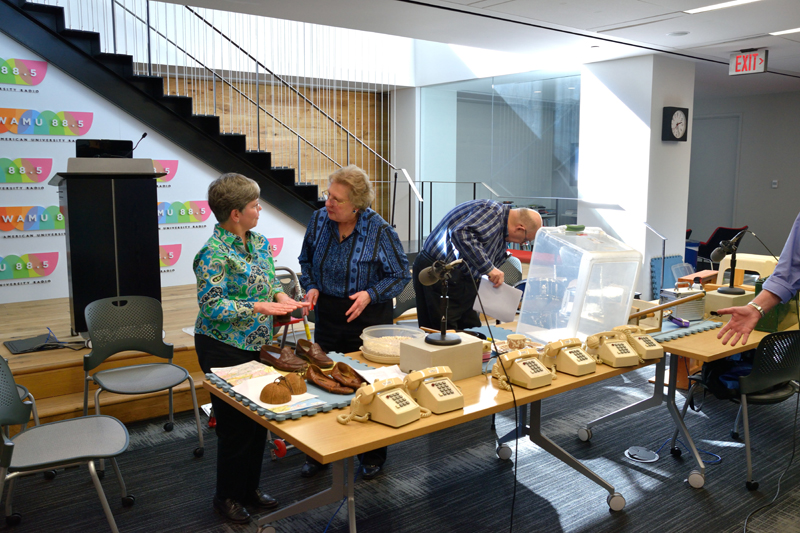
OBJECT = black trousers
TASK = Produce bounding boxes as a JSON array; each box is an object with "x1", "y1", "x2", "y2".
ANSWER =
[
  {"x1": 306, "y1": 292, "x2": 390, "y2": 468},
  {"x1": 413, "y1": 251, "x2": 481, "y2": 331},
  {"x1": 195, "y1": 334, "x2": 268, "y2": 501}
]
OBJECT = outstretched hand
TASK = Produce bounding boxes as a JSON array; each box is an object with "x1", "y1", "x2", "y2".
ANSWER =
[
  {"x1": 716, "y1": 305, "x2": 761, "y2": 346},
  {"x1": 302, "y1": 289, "x2": 320, "y2": 317},
  {"x1": 346, "y1": 291, "x2": 372, "y2": 323},
  {"x1": 254, "y1": 298, "x2": 309, "y2": 316}
]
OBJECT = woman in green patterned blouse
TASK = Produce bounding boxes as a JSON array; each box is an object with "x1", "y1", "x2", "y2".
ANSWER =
[{"x1": 194, "y1": 172, "x2": 308, "y2": 524}]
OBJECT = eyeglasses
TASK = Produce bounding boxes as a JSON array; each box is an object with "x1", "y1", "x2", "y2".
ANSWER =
[{"x1": 324, "y1": 193, "x2": 350, "y2": 207}]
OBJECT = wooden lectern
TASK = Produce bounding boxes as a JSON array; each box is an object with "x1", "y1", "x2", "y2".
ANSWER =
[{"x1": 50, "y1": 158, "x2": 165, "y2": 336}]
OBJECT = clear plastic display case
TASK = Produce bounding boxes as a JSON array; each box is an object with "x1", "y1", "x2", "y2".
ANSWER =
[{"x1": 517, "y1": 226, "x2": 642, "y2": 345}]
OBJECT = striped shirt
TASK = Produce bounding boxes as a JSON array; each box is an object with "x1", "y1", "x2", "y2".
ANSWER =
[
  {"x1": 298, "y1": 207, "x2": 411, "y2": 303},
  {"x1": 422, "y1": 199, "x2": 510, "y2": 279},
  {"x1": 193, "y1": 224, "x2": 284, "y2": 351}
]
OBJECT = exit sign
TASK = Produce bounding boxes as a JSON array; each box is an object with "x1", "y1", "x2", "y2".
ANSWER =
[{"x1": 729, "y1": 49, "x2": 768, "y2": 76}]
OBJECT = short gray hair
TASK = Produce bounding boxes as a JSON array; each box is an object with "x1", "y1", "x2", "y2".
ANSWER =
[
  {"x1": 208, "y1": 173, "x2": 260, "y2": 223},
  {"x1": 328, "y1": 165, "x2": 374, "y2": 211}
]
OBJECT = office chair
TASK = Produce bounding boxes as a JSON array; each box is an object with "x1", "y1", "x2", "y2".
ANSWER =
[
  {"x1": 274, "y1": 266, "x2": 312, "y2": 348},
  {"x1": 393, "y1": 279, "x2": 417, "y2": 323},
  {"x1": 672, "y1": 331, "x2": 800, "y2": 491},
  {"x1": 2, "y1": 384, "x2": 39, "y2": 438},
  {"x1": 500, "y1": 255, "x2": 524, "y2": 288},
  {"x1": 83, "y1": 296, "x2": 204, "y2": 469},
  {"x1": 0, "y1": 355, "x2": 133, "y2": 532},
  {"x1": 695, "y1": 225, "x2": 748, "y2": 268}
]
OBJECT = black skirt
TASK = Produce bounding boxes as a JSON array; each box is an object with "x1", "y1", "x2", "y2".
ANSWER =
[{"x1": 314, "y1": 292, "x2": 392, "y2": 354}]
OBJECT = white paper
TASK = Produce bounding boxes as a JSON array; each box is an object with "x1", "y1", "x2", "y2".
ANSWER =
[
  {"x1": 232, "y1": 374, "x2": 325, "y2": 413},
  {"x1": 472, "y1": 276, "x2": 523, "y2": 323},
  {"x1": 356, "y1": 365, "x2": 407, "y2": 384}
]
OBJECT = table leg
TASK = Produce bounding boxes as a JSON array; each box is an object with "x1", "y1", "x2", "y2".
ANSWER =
[
  {"x1": 497, "y1": 404, "x2": 529, "y2": 445},
  {"x1": 529, "y1": 401, "x2": 626, "y2": 511},
  {"x1": 579, "y1": 357, "x2": 666, "y2": 441},
  {"x1": 256, "y1": 457, "x2": 357, "y2": 533},
  {"x1": 665, "y1": 352, "x2": 706, "y2": 488}
]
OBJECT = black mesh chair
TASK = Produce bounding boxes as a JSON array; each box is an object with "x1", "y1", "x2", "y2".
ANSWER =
[
  {"x1": 736, "y1": 331, "x2": 800, "y2": 490},
  {"x1": 83, "y1": 296, "x2": 204, "y2": 467},
  {"x1": 0, "y1": 356, "x2": 133, "y2": 531},
  {"x1": 696, "y1": 225, "x2": 748, "y2": 268},
  {"x1": 500, "y1": 255, "x2": 523, "y2": 288},
  {"x1": 393, "y1": 279, "x2": 417, "y2": 322},
  {"x1": 672, "y1": 331, "x2": 800, "y2": 491}
]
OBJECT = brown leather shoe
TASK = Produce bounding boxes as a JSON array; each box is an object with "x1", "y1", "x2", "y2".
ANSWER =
[
  {"x1": 296, "y1": 339, "x2": 334, "y2": 368},
  {"x1": 330, "y1": 362, "x2": 365, "y2": 390},
  {"x1": 305, "y1": 364, "x2": 354, "y2": 394},
  {"x1": 260, "y1": 344, "x2": 308, "y2": 372}
]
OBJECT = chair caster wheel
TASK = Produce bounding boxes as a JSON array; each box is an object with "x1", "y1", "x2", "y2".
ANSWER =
[
  {"x1": 272, "y1": 439, "x2": 287, "y2": 458},
  {"x1": 496, "y1": 444, "x2": 512, "y2": 461},
  {"x1": 670, "y1": 447, "x2": 682, "y2": 458},
  {"x1": 607, "y1": 492, "x2": 626, "y2": 511},
  {"x1": 43, "y1": 470, "x2": 57, "y2": 480},
  {"x1": 5, "y1": 513, "x2": 21, "y2": 526},
  {"x1": 746, "y1": 481, "x2": 759, "y2": 491},
  {"x1": 164, "y1": 422, "x2": 174, "y2": 432},
  {"x1": 578, "y1": 427, "x2": 592, "y2": 442},
  {"x1": 688, "y1": 470, "x2": 705, "y2": 488},
  {"x1": 730, "y1": 430, "x2": 740, "y2": 440},
  {"x1": 122, "y1": 495, "x2": 136, "y2": 507},
  {"x1": 258, "y1": 526, "x2": 276, "y2": 533},
  {"x1": 193, "y1": 447, "x2": 204, "y2": 458}
]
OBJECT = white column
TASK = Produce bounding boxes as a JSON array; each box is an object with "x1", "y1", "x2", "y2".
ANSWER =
[{"x1": 578, "y1": 54, "x2": 695, "y2": 298}]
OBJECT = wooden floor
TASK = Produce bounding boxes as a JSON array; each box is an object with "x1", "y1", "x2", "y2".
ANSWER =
[{"x1": 1, "y1": 285, "x2": 208, "y2": 426}]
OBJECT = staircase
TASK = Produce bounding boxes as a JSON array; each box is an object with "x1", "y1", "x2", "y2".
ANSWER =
[{"x1": 1, "y1": 0, "x2": 324, "y2": 226}]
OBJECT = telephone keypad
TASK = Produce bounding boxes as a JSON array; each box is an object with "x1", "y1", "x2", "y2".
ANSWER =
[
  {"x1": 610, "y1": 342, "x2": 630, "y2": 354},
  {"x1": 384, "y1": 391, "x2": 411, "y2": 410},
  {"x1": 637, "y1": 336, "x2": 657, "y2": 347},
  {"x1": 429, "y1": 379, "x2": 456, "y2": 397},
  {"x1": 568, "y1": 348, "x2": 589, "y2": 361},
  {"x1": 522, "y1": 358, "x2": 545, "y2": 373}
]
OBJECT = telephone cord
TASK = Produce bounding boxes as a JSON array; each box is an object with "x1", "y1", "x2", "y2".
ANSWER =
[
  {"x1": 336, "y1": 411, "x2": 370, "y2": 425},
  {"x1": 419, "y1": 406, "x2": 432, "y2": 418}
]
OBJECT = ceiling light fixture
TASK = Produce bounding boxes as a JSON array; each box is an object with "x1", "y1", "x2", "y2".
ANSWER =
[
  {"x1": 684, "y1": 0, "x2": 760, "y2": 15},
  {"x1": 770, "y1": 27, "x2": 800, "y2": 36},
  {"x1": 667, "y1": 31, "x2": 690, "y2": 36}
]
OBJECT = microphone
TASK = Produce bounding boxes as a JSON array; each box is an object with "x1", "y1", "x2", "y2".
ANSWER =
[
  {"x1": 121, "y1": 132, "x2": 147, "y2": 158},
  {"x1": 710, "y1": 229, "x2": 747, "y2": 263},
  {"x1": 418, "y1": 258, "x2": 464, "y2": 287}
]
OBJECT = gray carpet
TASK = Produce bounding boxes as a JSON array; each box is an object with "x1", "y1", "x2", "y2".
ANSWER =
[{"x1": 3, "y1": 364, "x2": 800, "y2": 533}]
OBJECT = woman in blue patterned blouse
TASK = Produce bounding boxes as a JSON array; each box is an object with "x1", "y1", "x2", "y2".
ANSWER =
[
  {"x1": 298, "y1": 165, "x2": 411, "y2": 480},
  {"x1": 194, "y1": 173, "x2": 307, "y2": 524}
]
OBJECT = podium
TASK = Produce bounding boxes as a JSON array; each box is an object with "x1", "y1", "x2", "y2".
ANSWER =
[{"x1": 51, "y1": 158, "x2": 164, "y2": 336}]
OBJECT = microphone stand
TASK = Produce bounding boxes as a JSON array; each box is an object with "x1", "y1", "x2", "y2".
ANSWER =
[
  {"x1": 717, "y1": 232, "x2": 746, "y2": 295},
  {"x1": 425, "y1": 271, "x2": 462, "y2": 346}
]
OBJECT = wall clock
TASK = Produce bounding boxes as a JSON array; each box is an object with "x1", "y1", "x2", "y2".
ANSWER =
[{"x1": 662, "y1": 106, "x2": 689, "y2": 142}]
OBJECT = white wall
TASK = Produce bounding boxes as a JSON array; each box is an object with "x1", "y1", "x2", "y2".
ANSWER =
[
  {"x1": 419, "y1": 87, "x2": 458, "y2": 234},
  {"x1": 692, "y1": 91, "x2": 800, "y2": 256},
  {"x1": 579, "y1": 54, "x2": 695, "y2": 298},
  {"x1": 0, "y1": 33, "x2": 305, "y2": 305}
]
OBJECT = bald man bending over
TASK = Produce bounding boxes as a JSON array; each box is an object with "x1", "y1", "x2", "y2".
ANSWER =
[{"x1": 413, "y1": 199, "x2": 542, "y2": 330}]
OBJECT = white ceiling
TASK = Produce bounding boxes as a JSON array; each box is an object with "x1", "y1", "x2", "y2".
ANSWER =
[{"x1": 179, "y1": 0, "x2": 800, "y2": 98}]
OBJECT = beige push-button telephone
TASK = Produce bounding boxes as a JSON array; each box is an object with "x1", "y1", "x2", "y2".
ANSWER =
[
  {"x1": 337, "y1": 377, "x2": 429, "y2": 428},
  {"x1": 585, "y1": 331, "x2": 640, "y2": 368},
  {"x1": 404, "y1": 366, "x2": 463, "y2": 414},
  {"x1": 613, "y1": 325, "x2": 664, "y2": 362},
  {"x1": 543, "y1": 338, "x2": 596, "y2": 377},
  {"x1": 492, "y1": 348, "x2": 553, "y2": 391}
]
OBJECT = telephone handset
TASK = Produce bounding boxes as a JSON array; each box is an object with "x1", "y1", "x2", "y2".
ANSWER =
[
  {"x1": 404, "y1": 366, "x2": 464, "y2": 414},
  {"x1": 585, "y1": 331, "x2": 640, "y2": 368},
  {"x1": 337, "y1": 377, "x2": 429, "y2": 428},
  {"x1": 492, "y1": 348, "x2": 552, "y2": 390},
  {"x1": 543, "y1": 337, "x2": 596, "y2": 377},
  {"x1": 612, "y1": 325, "x2": 664, "y2": 362}
]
